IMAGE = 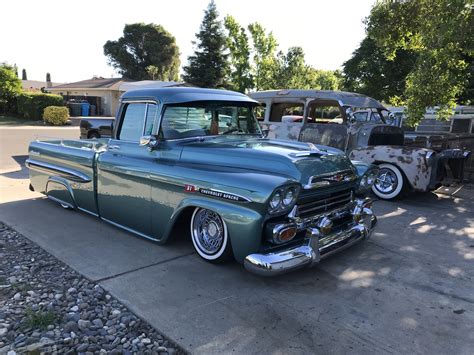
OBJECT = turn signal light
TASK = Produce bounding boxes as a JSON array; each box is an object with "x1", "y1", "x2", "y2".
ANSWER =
[{"x1": 278, "y1": 227, "x2": 297, "y2": 243}]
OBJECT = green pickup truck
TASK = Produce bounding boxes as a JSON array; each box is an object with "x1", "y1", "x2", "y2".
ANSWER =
[{"x1": 27, "y1": 87, "x2": 377, "y2": 276}]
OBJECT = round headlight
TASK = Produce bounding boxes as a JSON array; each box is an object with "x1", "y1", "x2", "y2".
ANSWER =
[
  {"x1": 269, "y1": 190, "x2": 282, "y2": 210},
  {"x1": 282, "y1": 188, "x2": 296, "y2": 206},
  {"x1": 366, "y1": 172, "x2": 376, "y2": 186}
]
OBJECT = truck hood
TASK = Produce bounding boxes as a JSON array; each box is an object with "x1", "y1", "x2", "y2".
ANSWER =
[{"x1": 178, "y1": 137, "x2": 355, "y2": 184}]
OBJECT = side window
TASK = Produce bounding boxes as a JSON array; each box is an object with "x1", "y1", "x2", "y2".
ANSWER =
[
  {"x1": 269, "y1": 103, "x2": 304, "y2": 123},
  {"x1": 144, "y1": 104, "x2": 157, "y2": 135},
  {"x1": 119, "y1": 103, "x2": 147, "y2": 141},
  {"x1": 254, "y1": 104, "x2": 266, "y2": 121},
  {"x1": 119, "y1": 103, "x2": 157, "y2": 141}
]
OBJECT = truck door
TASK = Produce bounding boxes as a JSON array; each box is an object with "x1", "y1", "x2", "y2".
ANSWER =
[
  {"x1": 299, "y1": 99, "x2": 348, "y2": 151},
  {"x1": 260, "y1": 101, "x2": 305, "y2": 141},
  {"x1": 97, "y1": 101, "x2": 158, "y2": 239}
]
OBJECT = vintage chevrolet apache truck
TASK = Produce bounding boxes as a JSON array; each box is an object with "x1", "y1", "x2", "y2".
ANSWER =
[
  {"x1": 27, "y1": 87, "x2": 378, "y2": 276},
  {"x1": 249, "y1": 90, "x2": 471, "y2": 200}
]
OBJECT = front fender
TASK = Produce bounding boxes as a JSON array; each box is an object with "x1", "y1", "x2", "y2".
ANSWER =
[
  {"x1": 349, "y1": 146, "x2": 433, "y2": 191},
  {"x1": 163, "y1": 197, "x2": 264, "y2": 263}
]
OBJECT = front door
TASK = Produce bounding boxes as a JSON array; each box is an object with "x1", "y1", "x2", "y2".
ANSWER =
[{"x1": 97, "y1": 101, "x2": 158, "y2": 238}]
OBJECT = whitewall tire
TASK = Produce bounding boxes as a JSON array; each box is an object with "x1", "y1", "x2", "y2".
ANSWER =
[
  {"x1": 190, "y1": 208, "x2": 232, "y2": 263},
  {"x1": 372, "y1": 163, "x2": 404, "y2": 200}
]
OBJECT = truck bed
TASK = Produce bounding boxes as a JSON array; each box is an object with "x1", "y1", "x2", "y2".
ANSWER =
[{"x1": 27, "y1": 139, "x2": 107, "y2": 215}]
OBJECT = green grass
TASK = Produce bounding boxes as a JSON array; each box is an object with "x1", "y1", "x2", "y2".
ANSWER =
[
  {"x1": 22, "y1": 307, "x2": 57, "y2": 330},
  {"x1": 0, "y1": 115, "x2": 44, "y2": 126}
]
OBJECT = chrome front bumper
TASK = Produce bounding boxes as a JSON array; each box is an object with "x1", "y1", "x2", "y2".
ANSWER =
[{"x1": 244, "y1": 198, "x2": 377, "y2": 276}]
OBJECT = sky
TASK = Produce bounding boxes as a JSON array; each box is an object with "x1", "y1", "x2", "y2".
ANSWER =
[{"x1": 1, "y1": 0, "x2": 375, "y2": 83}]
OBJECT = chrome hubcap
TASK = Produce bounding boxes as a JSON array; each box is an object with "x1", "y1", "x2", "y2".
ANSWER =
[
  {"x1": 375, "y1": 168, "x2": 398, "y2": 194},
  {"x1": 192, "y1": 209, "x2": 224, "y2": 255}
]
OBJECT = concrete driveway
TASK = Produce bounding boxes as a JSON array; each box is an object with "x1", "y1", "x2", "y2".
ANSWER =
[{"x1": 1, "y1": 154, "x2": 473, "y2": 353}]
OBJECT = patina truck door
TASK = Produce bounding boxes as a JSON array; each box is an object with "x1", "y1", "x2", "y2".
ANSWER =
[
  {"x1": 259, "y1": 99, "x2": 305, "y2": 141},
  {"x1": 97, "y1": 102, "x2": 158, "y2": 239},
  {"x1": 299, "y1": 99, "x2": 348, "y2": 151}
]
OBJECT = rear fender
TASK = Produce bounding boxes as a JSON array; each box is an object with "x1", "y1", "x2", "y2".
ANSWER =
[
  {"x1": 164, "y1": 197, "x2": 264, "y2": 263},
  {"x1": 349, "y1": 146, "x2": 432, "y2": 191},
  {"x1": 46, "y1": 176, "x2": 77, "y2": 209}
]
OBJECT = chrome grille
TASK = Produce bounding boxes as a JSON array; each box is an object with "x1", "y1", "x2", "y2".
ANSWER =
[{"x1": 296, "y1": 188, "x2": 353, "y2": 218}]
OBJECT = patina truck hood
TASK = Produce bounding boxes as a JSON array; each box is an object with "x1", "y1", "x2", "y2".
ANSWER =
[{"x1": 178, "y1": 137, "x2": 355, "y2": 184}]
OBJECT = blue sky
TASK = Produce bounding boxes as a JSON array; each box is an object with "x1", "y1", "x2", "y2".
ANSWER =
[{"x1": 2, "y1": 0, "x2": 375, "y2": 83}]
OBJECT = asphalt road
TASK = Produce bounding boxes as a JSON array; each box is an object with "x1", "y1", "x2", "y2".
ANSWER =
[
  {"x1": 0, "y1": 125, "x2": 79, "y2": 173},
  {"x1": 0, "y1": 132, "x2": 473, "y2": 354}
]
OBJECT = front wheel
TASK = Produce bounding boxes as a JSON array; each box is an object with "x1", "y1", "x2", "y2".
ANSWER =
[
  {"x1": 190, "y1": 208, "x2": 232, "y2": 263},
  {"x1": 372, "y1": 163, "x2": 405, "y2": 200}
]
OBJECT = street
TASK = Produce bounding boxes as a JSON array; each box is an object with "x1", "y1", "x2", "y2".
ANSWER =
[
  {"x1": 0, "y1": 126, "x2": 79, "y2": 173},
  {"x1": 0, "y1": 127, "x2": 473, "y2": 354}
]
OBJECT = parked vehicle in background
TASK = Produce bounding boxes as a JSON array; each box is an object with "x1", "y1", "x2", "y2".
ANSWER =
[
  {"x1": 27, "y1": 87, "x2": 378, "y2": 276},
  {"x1": 387, "y1": 106, "x2": 474, "y2": 182},
  {"x1": 80, "y1": 117, "x2": 114, "y2": 139},
  {"x1": 249, "y1": 90, "x2": 471, "y2": 200}
]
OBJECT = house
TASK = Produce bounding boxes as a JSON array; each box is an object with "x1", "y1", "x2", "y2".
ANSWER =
[
  {"x1": 47, "y1": 77, "x2": 188, "y2": 116},
  {"x1": 22, "y1": 79, "x2": 62, "y2": 91}
]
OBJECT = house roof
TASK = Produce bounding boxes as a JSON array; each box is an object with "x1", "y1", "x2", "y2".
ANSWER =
[
  {"x1": 49, "y1": 77, "x2": 127, "y2": 90},
  {"x1": 22, "y1": 80, "x2": 62, "y2": 90}
]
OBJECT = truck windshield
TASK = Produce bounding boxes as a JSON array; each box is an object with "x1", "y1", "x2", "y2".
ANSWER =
[{"x1": 160, "y1": 102, "x2": 262, "y2": 139}]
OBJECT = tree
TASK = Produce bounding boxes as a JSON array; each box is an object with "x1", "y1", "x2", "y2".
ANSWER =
[
  {"x1": 342, "y1": 37, "x2": 417, "y2": 101},
  {"x1": 366, "y1": 0, "x2": 473, "y2": 125},
  {"x1": 247, "y1": 23, "x2": 278, "y2": 91},
  {"x1": 0, "y1": 63, "x2": 22, "y2": 113},
  {"x1": 183, "y1": 1, "x2": 229, "y2": 88},
  {"x1": 224, "y1": 16, "x2": 253, "y2": 92},
  {"x1": 104, "y1": 23, "x2": 180, "y2": 81},
  {"x1": 22, "y1": 69, "x2": 27, "y2": 80}
]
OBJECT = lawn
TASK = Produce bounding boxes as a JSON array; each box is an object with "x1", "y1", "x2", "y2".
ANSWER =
[{"x1": 0, "y1": 115, "x2": 44, "y2": 126}]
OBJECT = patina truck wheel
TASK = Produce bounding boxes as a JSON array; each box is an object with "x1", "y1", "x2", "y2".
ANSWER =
[
  {"x1": 372, "y1": 163, "x2": 404, "y2": 200},
  {"x1": 191, "y1": 208, "x2": 232, "y2": 263}
]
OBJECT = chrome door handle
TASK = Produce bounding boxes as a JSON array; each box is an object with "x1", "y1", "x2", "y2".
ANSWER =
[{"x1": 108, "y1": 145, "x2": 121, "y2": 151}]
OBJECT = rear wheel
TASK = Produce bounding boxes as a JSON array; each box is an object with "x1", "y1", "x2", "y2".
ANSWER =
[
  {"x1": 190, "y1": 208, "x2": 232, "y2": 263},
  {"x1": 372, "y1": 163, "x2": 404, "y2": 200}
]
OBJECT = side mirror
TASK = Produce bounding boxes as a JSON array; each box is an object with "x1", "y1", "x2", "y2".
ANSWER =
[
  {"x1": 345, "y1": 107, "x2": 356, "y2": 123},
  {"x1": 139, "y1": 135, "x2": 159, "y2": 150}
]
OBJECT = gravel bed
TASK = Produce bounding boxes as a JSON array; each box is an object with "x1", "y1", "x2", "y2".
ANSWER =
[{"x1": 0, "y1": 222, "x2": 185, "y2": 354}]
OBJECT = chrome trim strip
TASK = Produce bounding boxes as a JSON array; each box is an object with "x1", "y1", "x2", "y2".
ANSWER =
[
  {"x1": 304, "y1": 169, "x2": 357, "y2": 190},
  {"x1": 100, "y1": 217, "x2": 159, "y2": 242},
  {"x1": 26, "y1": 159, "x2": 91, "y2": 183},
  {"x1": 78, "y1": 207, "x2": 99, "y2": 217}
]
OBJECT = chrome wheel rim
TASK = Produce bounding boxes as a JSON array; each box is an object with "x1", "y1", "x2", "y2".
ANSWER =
[
  {"x1": 192, "y1": 209, "x2": 225, "y2": 255},
  {"x1": 375, "y1": 168, "x2": 398, "y2": 194}
]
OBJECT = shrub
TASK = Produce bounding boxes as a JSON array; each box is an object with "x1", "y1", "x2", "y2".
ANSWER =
[
  {"x1": 17, "y1": 92, "x2": 64, "y2": 120},
  {"x1": 0, "y1": 63, "x2": 22, "y2": 114},
  {"x1": 43, "y1": 106, "x2": 69, "y2": 125}
]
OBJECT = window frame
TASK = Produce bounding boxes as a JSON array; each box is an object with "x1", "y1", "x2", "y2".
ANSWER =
[{"x1": 117, "y1": 100, "x2": 159, "y2": 142}]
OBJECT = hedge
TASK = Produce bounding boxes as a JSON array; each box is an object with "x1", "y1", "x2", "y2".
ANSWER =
[
  {"x1": 43, "y1": 106, "x2": 69, "y2": 126},
  {"x1": 17, "y1": 92, "x2": 64, "y2": 120}
]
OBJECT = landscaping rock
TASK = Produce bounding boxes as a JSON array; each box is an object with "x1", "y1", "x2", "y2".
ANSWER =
[{"x1": 0, "y1": 222, "x2": 185, "y2": 354}]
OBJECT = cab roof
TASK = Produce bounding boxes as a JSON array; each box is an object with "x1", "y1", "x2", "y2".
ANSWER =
[
  {"x1": 121, "y1": 87, "x2": 258, "y2": 105},
  {"x1": 249, "y1": 89, "x2": 386, "y2": 109}
]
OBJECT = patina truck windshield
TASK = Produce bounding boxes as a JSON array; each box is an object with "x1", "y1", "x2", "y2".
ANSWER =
[{"x1": 161, "y1": 102, "x2": 262, "y2": 139}]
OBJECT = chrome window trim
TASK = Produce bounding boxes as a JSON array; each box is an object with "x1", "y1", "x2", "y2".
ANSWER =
[{"x1": 118, "y1": 100, "x2": 160, "y2": 143}]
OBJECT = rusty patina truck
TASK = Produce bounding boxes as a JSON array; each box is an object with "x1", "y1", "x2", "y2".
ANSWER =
[{"x1": 249, "y1": 90, "x2": 470, "y2": 199}]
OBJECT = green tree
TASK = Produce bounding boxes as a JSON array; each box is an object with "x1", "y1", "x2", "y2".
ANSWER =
[
  {"x1": 183, "y1": 1, "x2": 229, "y2": 88},
  {"x1": 22, "y1": 69, "x2": 27, "y2": 80},
  {"x1": 366, "y1": 0, "x2": 473, "y2": 125},
  {"x1": 274, "y1": 47, "x2": 308, "y2": 88},
  {"x1": 342, "y1": 37, "x2": 417, "y2": 101},
  {"x1": 307, "y1": 69, "x2": 342, "y2": 90},
  {"x1": 247, "y1": 23, "x2": 278, "y2": 90},
  {"x1": 0, "y1": 63, "x2": 22, "y2": 113},
  {"x1": 104, "y1": 23, "x2": 180, "y2": 81},
  {"x1": 224, "y1": 16, "x2": 253, "y2": 92}
]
